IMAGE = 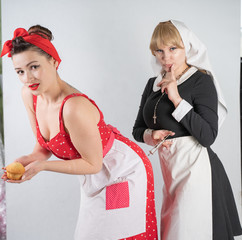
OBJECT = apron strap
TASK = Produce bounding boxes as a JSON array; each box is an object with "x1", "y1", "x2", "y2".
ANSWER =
[{"x1": 102, "y1": 125, "x2": 120, "y2": 157}]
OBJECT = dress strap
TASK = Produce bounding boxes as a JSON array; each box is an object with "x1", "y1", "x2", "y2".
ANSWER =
[
  {"x1": 59, "y1": 93, "x2": 104, "y2": 132},
  {"x1": 33, "y1": 95, "x2": 37, "y2": 112}
]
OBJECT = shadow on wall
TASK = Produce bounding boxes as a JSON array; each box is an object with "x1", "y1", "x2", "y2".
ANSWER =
[
  {"x1": 0, "y1": 1, "x2": 7, "y2": 237},
  {"x1": 0, "y1": 75, "x2": 6, "y2": 240},
  {"x1": 0, "y1": 133, "x2": 6, "y2": 240},
  {"x1": 241, "y1": 58, "x2": 242, "y2": 189}
]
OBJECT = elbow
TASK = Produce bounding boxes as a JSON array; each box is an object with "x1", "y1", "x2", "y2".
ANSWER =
[
  {"x1": 132, "y1": 128, "x2": 137, "y2": 141},
  {"x1": 90, "y1": 160, "x2": 103, "y2": 174},
  {"x1": 197, "y1": 130, "x2": 217, "y2": 148},
  {"x1": 92, "y1": 164, "x2": 103, "y2": 174},
  {"x1": 132, "y1": 128, "x2": 144, "y2": 143}
]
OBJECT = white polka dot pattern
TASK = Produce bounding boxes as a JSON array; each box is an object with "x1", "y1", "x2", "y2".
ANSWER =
[
  {"x1": 106, "y1": 181, "x2": 129, "y2": 210},
  {"x1": 33, "y1": 93, "x2": 158, "y2": 239}
]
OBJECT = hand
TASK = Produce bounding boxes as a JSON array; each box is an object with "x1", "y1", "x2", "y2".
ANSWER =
[
  {"x1": 2, "y1": 160, "x2": 45, "y2": 183},
  {"x1": 1, "y1": 155, "x2": 35, "y2": 182},
  {"x1": 14, "y1": 155, "x2": 33, "y2": 167},
  {"x1": 157, "y1": 66, "x2": 182, "y2": 107},
  {"x1": 152, "y1": 129, "x2": 175, "y2": 149},
  {"x1": 1, "y1": 168, "x2": 7, "y2": 181}
]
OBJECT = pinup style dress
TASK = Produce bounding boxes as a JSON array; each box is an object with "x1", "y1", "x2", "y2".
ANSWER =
[
  {"x1": 133, "y1": 67, "x2": 242, "y2": 240},
  {"x1": 33, "y1": 93, "x2": 158, "y2": 240}
]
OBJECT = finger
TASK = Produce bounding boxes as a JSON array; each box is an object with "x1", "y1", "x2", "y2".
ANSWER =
[
  {"x1": 1, "y1": 176, "x2": 8, "y2": 181},
  {"x1": 170, "y1": 64, "x2": 175, "y2": 74},
  {"x1": 161, "y1": 143, "x2": 171, "y2": 151},
  {"x1": 163, "y1": 140, "x2": 173, "y2": 147},
  {"x1": 161, "y1": 84, "x2": 167, "y2": 94},
  {"x1": 6, "y1": 179, "x2": 23, "y2": 183},
  {"x1": 156, "y1": 80, "x2": 163, "y2": 87},
  {"x1": 157, "y1": 77, "x2": 168, "y2": 87},
  {"x1": 162, "y1": 130, "x2": 175, "y2": 137},
  {"x1": 153, "y1": 140, "x2": 160, "y2": 145},
  {"x1": 167, "y1": 65, "x2": 172, "y2": 72},
  {"x1": 1, "y1": 173, "x2": 7, "y2": 178}
]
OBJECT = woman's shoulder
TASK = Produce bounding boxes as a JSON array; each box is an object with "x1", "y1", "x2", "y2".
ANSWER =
[
  {"x1": 148, "y1": 76, "x2": 157, "y2": 85},
  {"x1": 189, "y1": 70, "x2": 217, "y2": 96},
  {"x1": 62, "y1": 93, "x2": 100, "y2": 123},
  {"x1": 62, "y1": 93, "x2": 94, "y2": 113},
  {"x1": 143, "y1": 76, "x2": 157, "y2": 93},
  {"x1": 192, "y1": 69, "x2": 212, "y2": 82},
  {"x1": 188, "y1": 70, "x2": 214, "y2": 88}
]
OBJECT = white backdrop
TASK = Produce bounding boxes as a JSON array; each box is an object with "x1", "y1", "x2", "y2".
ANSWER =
[{"x1": 2, "y1": 0, "x2": 241, "y2": 239}]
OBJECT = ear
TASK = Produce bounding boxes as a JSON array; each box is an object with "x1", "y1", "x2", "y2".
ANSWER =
[
  {"x1": 54, "y1": 59, "x2": 59, "y2": 69},
  {"x1": 50, "y1": 57, "x2": 59, "y2": 69}
]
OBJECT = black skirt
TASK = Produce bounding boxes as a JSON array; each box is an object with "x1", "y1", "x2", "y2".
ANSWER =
[{"x1": 210, "y1": 153, "x2": 242, "y2": 239}]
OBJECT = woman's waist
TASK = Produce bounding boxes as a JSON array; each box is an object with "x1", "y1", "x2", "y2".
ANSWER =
[
  {"x1": 81, "y1": 138, "x2": 146, "y2": 196},
  {"x1": 159, "y1": 135, "x2": 203, "y2": 155}
]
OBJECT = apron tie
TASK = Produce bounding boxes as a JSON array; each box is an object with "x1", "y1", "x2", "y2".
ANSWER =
[{"x1": 102, "y1": 125, "x2": 120, "y2": 157}]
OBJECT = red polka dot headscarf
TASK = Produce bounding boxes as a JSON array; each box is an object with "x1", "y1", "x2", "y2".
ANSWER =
[{"x1": 0, "y1": 28, "x2": 61, "y2": 68}]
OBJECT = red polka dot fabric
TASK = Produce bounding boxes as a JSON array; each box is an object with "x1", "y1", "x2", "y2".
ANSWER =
[
  {"x1": 33, "y1": 93, "x2": 158, "y2": 239},
  {"x1": 33, "y1": 93, "x2": 113, "y2": 160},
  {"x1": 106, "y1": 181, "x2": 129, "y2": 210},
  {"x1": 116, "y1": 134, "x2": 158, "y2": 240}
]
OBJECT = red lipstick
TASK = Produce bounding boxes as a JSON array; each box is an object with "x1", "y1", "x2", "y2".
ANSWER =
[{"x1": 29, "y1": 83, "x2": 40, "y2": 90}]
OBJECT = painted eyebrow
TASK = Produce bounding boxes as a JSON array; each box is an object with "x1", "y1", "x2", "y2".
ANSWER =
[{"x1": 15, "y1": 61, "x2": 39, "y2": 70}]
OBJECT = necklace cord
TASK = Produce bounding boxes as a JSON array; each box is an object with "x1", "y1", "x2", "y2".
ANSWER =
[{"x1": 153, "y1": 65, "x2": 190, "y2": 124}]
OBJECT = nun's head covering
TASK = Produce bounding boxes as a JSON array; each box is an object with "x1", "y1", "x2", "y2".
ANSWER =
[{"x1": 151, "y1": 20, "x2": 227, "y2": 128}]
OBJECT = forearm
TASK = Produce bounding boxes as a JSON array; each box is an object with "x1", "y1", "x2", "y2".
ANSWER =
[
  {"x1": 42, "y1": 158, "x2": 102, "y2": 175},
  {"x1": 132, "y1": 125, "x2": 146, "y2": 143},
  {"x1": 180, "y1": 109, "x2": 218, "y2": 147},
  {"x1": 15, "y1": 150, "x2": 49, "y2": 167},
  {"x1": 172, "y1": 99, "x2": 218, "y2": 147},
  {"x1": 30, "y1": 146, "x2": 51, "y2": 161}
]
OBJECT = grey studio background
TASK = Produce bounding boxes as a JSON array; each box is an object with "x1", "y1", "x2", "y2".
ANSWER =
[{"x1": 1, "y1": 0, "x2": 241, "y2": 239}]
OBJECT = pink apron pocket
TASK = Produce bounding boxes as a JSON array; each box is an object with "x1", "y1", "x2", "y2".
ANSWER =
[{"x1": 106, "y1": 181, "x2": 130, "y2": 210}]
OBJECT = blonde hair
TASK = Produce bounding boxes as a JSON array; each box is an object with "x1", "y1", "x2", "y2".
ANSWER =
[{"x1": 150, "y1": 21, "x2": 184, "y2": 55}]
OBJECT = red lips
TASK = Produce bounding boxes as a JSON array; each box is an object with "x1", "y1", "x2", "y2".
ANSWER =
[{"x1": 29, "y1": 83, "x2": 40, "y2": 90}]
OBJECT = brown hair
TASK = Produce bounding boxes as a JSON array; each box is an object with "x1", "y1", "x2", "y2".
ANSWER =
[
  {"x1": 11, "y1": 25, "x2": 53, "y2": 59},
  {"x1": 150, "y1": 21, "x2": 184, "y2": 56}
]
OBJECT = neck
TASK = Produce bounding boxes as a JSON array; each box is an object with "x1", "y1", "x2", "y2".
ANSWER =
[
  {"x1": 39, "y1": 75, "x2": 67, "y2": 104},
  {"x1": 175, "y1": 64, "x2": 190, "y2": 80}
]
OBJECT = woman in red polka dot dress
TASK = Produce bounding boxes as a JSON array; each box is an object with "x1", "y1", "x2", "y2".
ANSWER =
[{"x1": 0, "y1": 25, "x2": 169, "y2": 239}]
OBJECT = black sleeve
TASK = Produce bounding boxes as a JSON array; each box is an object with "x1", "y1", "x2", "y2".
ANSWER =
[
  {"x1": 132, "y1": 78, "x2": 154, "y2": 142},
  {"x1": 180, "y1": 74, "x2": 218, "y2": 147}
]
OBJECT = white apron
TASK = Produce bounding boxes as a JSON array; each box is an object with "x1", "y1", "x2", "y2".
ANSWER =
[
  {"x1": 158, "y1": 136, "x2": 212, "y2": 240},
  {"x1": 74, "y1": 138, "x2": 147, "y2": 240}
]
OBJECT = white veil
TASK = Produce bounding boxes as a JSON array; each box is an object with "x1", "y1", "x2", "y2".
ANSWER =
[{"x1": 151, "y1": 20, "x2": 227, "y2": 128}]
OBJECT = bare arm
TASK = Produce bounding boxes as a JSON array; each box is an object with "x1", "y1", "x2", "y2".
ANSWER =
[
  {"x1": 7, "y1": 96, "x2": 103, "y2": 183},
  {"x1": 17, "y1": 86, "x2": 52, "y2": 166},
  {"x1": 42, "y1": 96, "x2": 103, "y2": 175}
]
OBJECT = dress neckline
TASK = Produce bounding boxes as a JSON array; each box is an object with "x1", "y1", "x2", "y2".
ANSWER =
[{"x1": 34, "y1": 92, "x2": 104, "y2": 143}]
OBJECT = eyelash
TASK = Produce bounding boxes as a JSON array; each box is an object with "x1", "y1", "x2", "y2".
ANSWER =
[
  {"x1": 17, "y1": 70, "x2": 24, "y2": 75},
  {"x1": 170, "y1": 47, "x2": 177, "y2": 51},
  {"x1": 16, "y1": 65, "x2": 40, "y2": 75},
  {"x1": 31, "y1": 65, "x2": 40, "y2": 70},
  {"x1": 155, "y1": 47, "x2": 177, "y2": 53},
  {"x1": 156, "y1": 49, "x2": 163, "y2": 53}
]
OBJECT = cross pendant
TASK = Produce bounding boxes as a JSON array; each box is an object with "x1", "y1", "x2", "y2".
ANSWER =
[{"x1": 153, "y1": 115, "x2": 157, "y2": 124}]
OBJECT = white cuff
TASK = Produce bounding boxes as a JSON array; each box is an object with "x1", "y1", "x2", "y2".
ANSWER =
[
  {"x1": 143, "y1": 129, "x2": 155, "y2": 146},
  {"x1": 172, "y1": 99, "x2": 193, "y2": 122}
]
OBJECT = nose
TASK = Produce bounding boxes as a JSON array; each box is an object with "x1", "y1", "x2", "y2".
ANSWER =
[
  {"x1": 162, "y1": 51, "x2": 171, "y2": 61},
  {"x1": 22, "y1": 71, "x2": 34, "y2": 84}
]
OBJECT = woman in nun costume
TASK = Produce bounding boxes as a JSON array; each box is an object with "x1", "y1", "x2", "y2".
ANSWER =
[{"x1": 132, "y1": 20, "x2": 242, "y2": 240}]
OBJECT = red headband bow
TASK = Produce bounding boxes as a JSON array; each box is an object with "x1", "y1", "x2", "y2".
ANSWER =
[{"x1": 0, "y1": 28, "x2": 61, "y2": 68}]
